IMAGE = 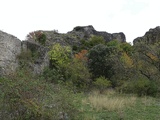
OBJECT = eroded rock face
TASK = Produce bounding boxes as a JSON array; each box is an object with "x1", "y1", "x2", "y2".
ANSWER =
[
  {"x1": 70, "y1": 25, "x2": 126, "y2": 42},
  {"x1": 0, "y1": 31, "x2": 21, "y2": 76},
  {"x1": 21, "y1": 41, "x2": 49, "y2": 75},
  {"x1": 133, "y1": 26, "x2": 160, "y2": 45}
]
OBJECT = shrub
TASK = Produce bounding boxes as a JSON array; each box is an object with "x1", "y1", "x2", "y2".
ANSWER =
[
  {"x1": 120, "y1": 42, "x2": 133, "y2": 55},
  {"x1": 134, "y1": 77, "x2": 151, "y2": 96},
  {"x1": 0, "y1": 71, "x2": 45, "y2": 119},
  {"x1": 75, "y1": 49, "x2": 88, "y2": 62},
  {"x1": 93, "y1": 76, "x2": 111, "y2": 93},
  {"x1": 26, "y1": 31, "x2": 47, "y2": 45},
  {"x1": 88, "y1": 35, "x2": 105, "y2": 47},
  {"x1": 17, "y1": 49, "x2": 33, "y2": 68},
  {"x1": 48, "y1": 43, "x2": 72, "y2": 68},
  {"x1": 120, "y1": 76, "x2": 159, "y2": 97},
  {"x1": 0, "y1": 70, "x2": 82, "y2": 120},
  {"x1": 147, "y1": 81, "x2": 159, "y2": 97},
  {"x1": 107, "y1": 39, "x2": 121, "y2": 47},
  {"x1": 65, "y1": 58, "x2": 91, "y2": 92},
  {"x1": 42, "y1": 67, "x2": 64, "y2": 83}
]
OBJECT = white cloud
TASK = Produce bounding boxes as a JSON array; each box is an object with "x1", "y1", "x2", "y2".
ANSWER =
[{"x1": 0, "y1": 0, "x2": 160, "y2": 42}]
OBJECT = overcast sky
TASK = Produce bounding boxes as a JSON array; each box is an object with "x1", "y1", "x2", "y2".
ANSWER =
[{"x1": 0, "y1": 0, "x2": 160, "y2": 43}]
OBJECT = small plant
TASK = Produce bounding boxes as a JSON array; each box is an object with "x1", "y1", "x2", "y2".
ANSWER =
[
  {"x1": 26, "y1": 31, "x2": 47, "y2": 45},
  {"x1": 93, "y1": 76, "x2": 111, "y2": 93},
  {"x1": 17, "y1": 49, "x2": 32, "y2": 69}
]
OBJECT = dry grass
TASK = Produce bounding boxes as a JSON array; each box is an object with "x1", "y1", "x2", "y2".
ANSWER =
[
  {"x1": 83, "y1": 90, "x2": 137, "y2": 111},
  {"x1": 141, "y1": 96, "x2": 155, "y2": 106}
]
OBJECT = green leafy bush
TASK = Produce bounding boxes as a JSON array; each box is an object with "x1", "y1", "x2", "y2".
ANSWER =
[
  {"x1": 88, "y1": 35, "x2": 105, "y2": 47},
  {"x1": 93, "y1": 76, "x2": 111, "y2": 93},
  {"x1": 0, "y1": 71, "x2": 45, "y2": 119},
  {"x1": 120, "y1": 76, "x2": 159, "y2": 97},
  {"x1": 65, "y1": 58, "x2": 91, "y2": 91},
  {"x1": 0, "y1": 70, "x2": 82, "y2": 120},
  {"x1": 37, "y1": 33, "x2": 47, "y2": 45},
  {"x1": 48, "y1": 43, "x2": 72, "y2": 68},
  {"x1": 134, "y1": 77, "x2": 151, "y2": 96},
  {"x1": 42, "y1": 67, "x2": 64, "y2": 83}
]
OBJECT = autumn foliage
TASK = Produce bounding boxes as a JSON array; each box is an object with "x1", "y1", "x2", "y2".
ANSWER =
[
  {"x1": 74, "y1": 50, "x2": 88, "y2": 62},
  {"x1": 26, "y1": 31, "x2": 47, "y2": 45}
]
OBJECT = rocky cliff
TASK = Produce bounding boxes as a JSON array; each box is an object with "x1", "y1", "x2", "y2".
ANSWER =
[
  {"x1": 68, "y1": 25, "x2": 126, "y2": 42},
  {"x1": 0, "y1": 31, "x2": 21, "y2": 76},
  {"x1": 133, "y1": 26, "x2": 160, "y2": 45},
  {"x1": 0, "y1": 25, "x2": 126, "y2": 75},
  {"x1": 28, "y1": 25, "x2": 126, "y2": 47}
]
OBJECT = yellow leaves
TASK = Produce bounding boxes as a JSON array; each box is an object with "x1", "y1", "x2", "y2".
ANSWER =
[
  {"x1": 48, "y1": 43, "x2": 71, "y2": 67},
  {"x1": 146, "y1": 52, "x2": 159, "y2": 62},
  {"x1": 121, "y1": 52, "x2": 133, "y2": 68}
]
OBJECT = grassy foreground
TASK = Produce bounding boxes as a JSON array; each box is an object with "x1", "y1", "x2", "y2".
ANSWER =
[
  {"x1": 81, "y1": 90, "x2": 160, "y2": 120},
  {"x1": 0, "y1": 72, "x2": 160, "y2": 120}
]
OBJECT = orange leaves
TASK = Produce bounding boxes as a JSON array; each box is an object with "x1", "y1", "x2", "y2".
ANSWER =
[{"x1": 74, "y1": 50, "x2": 88, "y2": 62}]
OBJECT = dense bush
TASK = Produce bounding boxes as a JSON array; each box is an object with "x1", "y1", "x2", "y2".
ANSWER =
[
  {"x1": 48, "y1": 43, "x2": 72, "y2": 68},
  {"x1": 42, "y1": 67, "x2": 64, "y2": 83},
  {"x1": 119, "y1": 76, "x2": 159, "y2": 97},
  {"x1": 65, "y1": 58, "x2": 91, "y2": 91},
  {"x1": 0, "y1": 70, "x2": 82, "y2": 120},
  {"x1": 0, "y1": 70, "x2": 46, "y2": 119},
  {"x1": 88, "y1": 35, "x2": 105, "y2": 47},
  {"x1": 93, "y1": 76, "x2": 111, "y2": 93}
]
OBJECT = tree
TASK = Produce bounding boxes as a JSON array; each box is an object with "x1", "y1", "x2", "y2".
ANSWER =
[
  {"x1": 88, "y1": 41, "x2": 135, "y2": 87},
  {"x1": 88, "y1": 44, "x2": 110, "y2": 78}
]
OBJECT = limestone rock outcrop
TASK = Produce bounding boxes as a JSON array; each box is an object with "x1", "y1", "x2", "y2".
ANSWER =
[
  {"x1": 133, "y1": 26, "x2": 160, "y2": 45},
  {"x1": 69, "y1": 25, "x2": 126, "y2": 42},
  {"x1": 21, "y1": 41, "x2": 49, "y2": 74},
  {"x1": 0, "y1": 31, "x2": 21, "y2": 76}
]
